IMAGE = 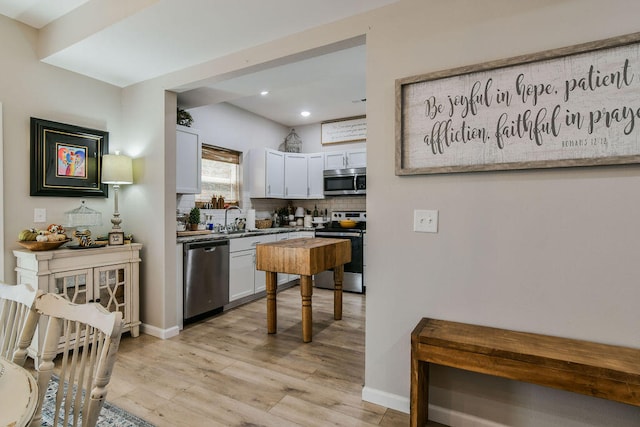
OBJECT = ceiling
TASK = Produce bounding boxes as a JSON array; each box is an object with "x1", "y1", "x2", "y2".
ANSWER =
[{"x1": 0, "y1": 0, "x2": 398, "y2": 126}]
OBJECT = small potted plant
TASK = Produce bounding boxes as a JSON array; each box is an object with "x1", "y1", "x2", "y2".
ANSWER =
[{"x1": 188, "y1": 207, "x2": 201, "y2": 231}]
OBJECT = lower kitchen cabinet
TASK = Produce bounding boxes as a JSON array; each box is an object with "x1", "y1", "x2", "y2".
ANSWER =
[
  {"x1": 13, "y1": 243, "x2": 142, "y2": 360},
  {"x1": 229, "y1": 234, "x2": 276, "y2": 301}
]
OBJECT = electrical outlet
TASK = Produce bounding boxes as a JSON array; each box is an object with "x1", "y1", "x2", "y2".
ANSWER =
[
  {"x1": 414, "y1": 209, "x2": 438, "y2": 233},
  {"x1": 34, "y1": 208, "x2": 47, "y2": 223}
]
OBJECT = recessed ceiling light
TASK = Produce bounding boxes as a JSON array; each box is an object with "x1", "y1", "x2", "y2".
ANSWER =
[
  {"x1": 260, "y1": 90, "x2": 269, "y2": 96},
  {"x1": 300, "y1": 111, "x2": 310, "y2": 117}
]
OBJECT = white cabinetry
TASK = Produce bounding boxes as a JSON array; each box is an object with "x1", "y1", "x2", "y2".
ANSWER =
[
  {"x1": 250, "y1": 148, "x2": 285, "y2": 198},
  {"x1": 284, "y1": 153, "x2": 308, "y2": 199},
  {"x1": 251, "y1": 149, "x2": 324, "y2": 199},
  {"x1": 14, "y1": 244, "x2": 142, "y2": 359},
  {"x1": 229, "y1": 234, "x2": 276, "y2": 301},
  {"x1": 307, "y1": 153, "x2": 324, "y2": 199},
  {"x1": 324, "y1": 149, "x2": 366, "y2": 169},
  {"x1": 176, "y1": 125, "x2": 202, "y2": 194}
]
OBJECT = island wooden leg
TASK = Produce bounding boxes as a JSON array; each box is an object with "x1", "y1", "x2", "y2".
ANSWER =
[
  {"x1": 333, "y1": 265, "x2": 344, "y2": 320},
  {"x1": 300, "y1": 275, "x2": 313, "y2": 342},
  {"x1": 266, "y1": 271, "x2": 277, "y2": 334}
]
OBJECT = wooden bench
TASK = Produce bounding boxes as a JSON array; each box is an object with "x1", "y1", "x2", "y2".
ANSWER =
[{"x1": 411, "y1": 318, "x2": 640, "y2": 427}]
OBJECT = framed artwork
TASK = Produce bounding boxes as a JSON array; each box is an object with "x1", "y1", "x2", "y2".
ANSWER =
[
  {"x1": 108, "y1": 231, "x2": 124, "y2": 246},
  {"x1": 396, "y1": 32, "x2": 640, "y2": 175},
  {"x1": 30, "y1": 118, "x2": 109, "y2": 197},
  {"x1": 321, "y1": 116, "x2": 367, "y2": 145}
]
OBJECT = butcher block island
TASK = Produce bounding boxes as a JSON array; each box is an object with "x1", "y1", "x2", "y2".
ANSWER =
[{"x1": 255, "y1": 237, "x2": 351, "y2": 342}]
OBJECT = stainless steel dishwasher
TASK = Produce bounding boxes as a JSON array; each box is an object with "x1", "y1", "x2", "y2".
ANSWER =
[{"x1": 184, "y1": 239, "x2": 230, "y2": 321}]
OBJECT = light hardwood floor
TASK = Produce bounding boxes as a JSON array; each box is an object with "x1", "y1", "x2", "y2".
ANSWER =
[{"x1": 107, "y1": 285, "x2": 412, "y2": 427}]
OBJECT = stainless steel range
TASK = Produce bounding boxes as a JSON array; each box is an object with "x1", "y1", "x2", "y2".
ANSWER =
[{"x1": 314, "y1": 211, "x2": 366, "y2": 294}]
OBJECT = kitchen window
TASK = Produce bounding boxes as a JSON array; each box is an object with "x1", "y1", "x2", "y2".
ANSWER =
[{"x1": 196, "y1": 145, "x2": 240, "y2": 205}]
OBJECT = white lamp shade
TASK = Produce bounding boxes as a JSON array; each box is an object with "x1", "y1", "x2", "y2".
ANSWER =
[{"x1": 102, "y1": 154, "x2": 133, "y2": 184}]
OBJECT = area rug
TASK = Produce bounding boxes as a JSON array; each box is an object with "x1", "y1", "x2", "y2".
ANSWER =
[{"x1": 41, "y1": 376, "x2": 155, "y2": 427}]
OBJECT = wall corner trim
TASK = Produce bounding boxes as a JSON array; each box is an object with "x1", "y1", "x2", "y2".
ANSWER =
[{"x1": 140, "y1": 323, "x2": 180, "y2": 339}]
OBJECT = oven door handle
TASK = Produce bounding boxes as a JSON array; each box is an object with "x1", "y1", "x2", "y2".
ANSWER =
[{"x1": 316, "y1": 231, "x2": 362, "y2": 238}]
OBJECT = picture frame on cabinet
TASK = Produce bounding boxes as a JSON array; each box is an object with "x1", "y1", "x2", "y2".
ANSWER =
[
  {"x1": 321, "y1": 116, "x2": 366, "y2": 145},
  {"x1": 108, "y1": 231, "x2": 125, "y2": 246},
  {"x1": 30, "y1": 117, "x2": 109, "y2": 197}
]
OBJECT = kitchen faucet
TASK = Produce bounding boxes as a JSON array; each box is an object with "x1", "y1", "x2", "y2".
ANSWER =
[{"x1": 224, "y1": 206, "x2": 241, "y2": 233}]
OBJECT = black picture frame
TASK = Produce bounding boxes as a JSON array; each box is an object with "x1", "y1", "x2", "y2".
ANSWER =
[
  {"x1": 108, "y1": 231, "x2": 125, "y2": 246},
  {"x1": 30, "y1": 117, "x2": 109, "y2": 197}
]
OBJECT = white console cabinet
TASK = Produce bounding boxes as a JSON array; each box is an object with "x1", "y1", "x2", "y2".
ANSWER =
[{"x1": 14, "y1": 243, "x2": 142, "y2": 360}]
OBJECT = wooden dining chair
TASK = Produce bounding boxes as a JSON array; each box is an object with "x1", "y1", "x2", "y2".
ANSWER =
[
  {"x1": 31, "y1": 292, "x2": 124, "y2": 427},
  {"x1": 0, "y1": 282, "x2": 42, "y2": 365}
]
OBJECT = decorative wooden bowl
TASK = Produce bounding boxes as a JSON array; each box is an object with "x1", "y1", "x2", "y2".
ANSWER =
[{"x1": 17, "y1": 239, "x2": 71, "y2": 251}]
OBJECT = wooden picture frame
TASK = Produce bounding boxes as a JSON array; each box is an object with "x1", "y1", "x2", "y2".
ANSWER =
[
  {"x1": 321, "y1": 116, "x2": 366, "y2": 145},
  {"x1": 30, "y1": 118, "x2": 109, "y2": 197},
  {"x1": 396, "y1": 32, "x2": 640, "y2": 175}
]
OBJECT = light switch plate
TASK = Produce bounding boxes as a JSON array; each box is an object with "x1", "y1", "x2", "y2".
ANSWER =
[
  {"x1": 414, "y1": 209, "x2": 438, "y2": 233},
  {"x1": 34, "y1": 208, "x2": 46, "y2": 223}
]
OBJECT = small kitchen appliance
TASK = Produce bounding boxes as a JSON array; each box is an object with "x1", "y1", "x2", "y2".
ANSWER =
[{"x1": 323, "y1": 168, "x2": 366, "y2": 196}]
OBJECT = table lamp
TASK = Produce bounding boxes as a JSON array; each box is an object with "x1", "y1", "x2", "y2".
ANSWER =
[
  {"x1": 64, "y1": 201, "x2": 102, "y2": 247},
  {"x1": 101, "y1": 152, "x2": 133, "y2": 245}
]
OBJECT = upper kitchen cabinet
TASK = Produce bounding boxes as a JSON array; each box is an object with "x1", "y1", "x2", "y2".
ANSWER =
[
  {"x1": 250, "y1": 148, "x2": 285, "y2": 198},
  {"x1": 250, "y1": 149, "x2": 324, "y2": 200},
  {"x1": 324, "y1": 149, "x2": 366, "y2": 169},
  {"x1": 307, "y1": 153, "x2": 324, "y2": 199},
  {"x1": 284, "y1": 153, "x2": 307, "y2": 198},
  {"x1": 176, "y1": 125, "x2": 202, "y2": 194}
]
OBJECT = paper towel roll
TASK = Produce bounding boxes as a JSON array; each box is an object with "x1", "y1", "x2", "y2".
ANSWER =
[
  {"x1": 246, "y1": 209, "x2": 256, "y2": 230},
  {"x1": 303, "y1": 215, "x2": 312, "y2": 228}
]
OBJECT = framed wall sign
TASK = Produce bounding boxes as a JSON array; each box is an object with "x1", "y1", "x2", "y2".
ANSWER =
[
  {"x1": 396, "y1": 32, "x2": 640, "y2": 175},
  {"x1": 30, "y1": 118, "x2": 109, "y2": 197},
  {"x1": 321, "y1": 116, "x2": 366, "y2": 145}
]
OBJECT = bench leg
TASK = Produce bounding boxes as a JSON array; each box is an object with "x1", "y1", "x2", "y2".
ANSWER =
[{"x1": 411, "y1": 357, "x2": 429, "y2": 427}]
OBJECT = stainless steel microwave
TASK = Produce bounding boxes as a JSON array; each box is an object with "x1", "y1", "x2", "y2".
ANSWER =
[{"x1": 323, "y1": 168, "x2": 366, "y2": 196}]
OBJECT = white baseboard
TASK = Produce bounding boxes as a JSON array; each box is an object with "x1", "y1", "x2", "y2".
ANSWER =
[
  {"x1": 361, "y1": 386, "x2": 410, "y2": 413},
  {"x1": 140, "y1": 323, "x2": 180, "y2": 339},
  {"x1": 361, "y1": 387, "x2": 505, "y2": 427}
]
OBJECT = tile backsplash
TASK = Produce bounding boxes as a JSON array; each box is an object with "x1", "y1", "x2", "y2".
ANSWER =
[{"x1": 177, "y1": 193, "x2": 365, "y2": 225}]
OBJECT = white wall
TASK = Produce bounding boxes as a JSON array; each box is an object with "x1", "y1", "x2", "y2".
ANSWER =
[
  {"x1": 363, "y1": 0, "x2": 640, "y2": 425},
  {"x1": 188, "y1": 103, "x2": 288, "y2": 153},
  {"x1": 0, "y1": 102, "x2": 4, "y2": 277},
  {"x1": 0, "y1": 15, "x2": 122, "y2": 281}
]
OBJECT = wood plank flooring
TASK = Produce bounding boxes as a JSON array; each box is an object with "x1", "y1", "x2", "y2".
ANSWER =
[{"x1": 107, "y1": 285, "x2": 412, "y2": 426}]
